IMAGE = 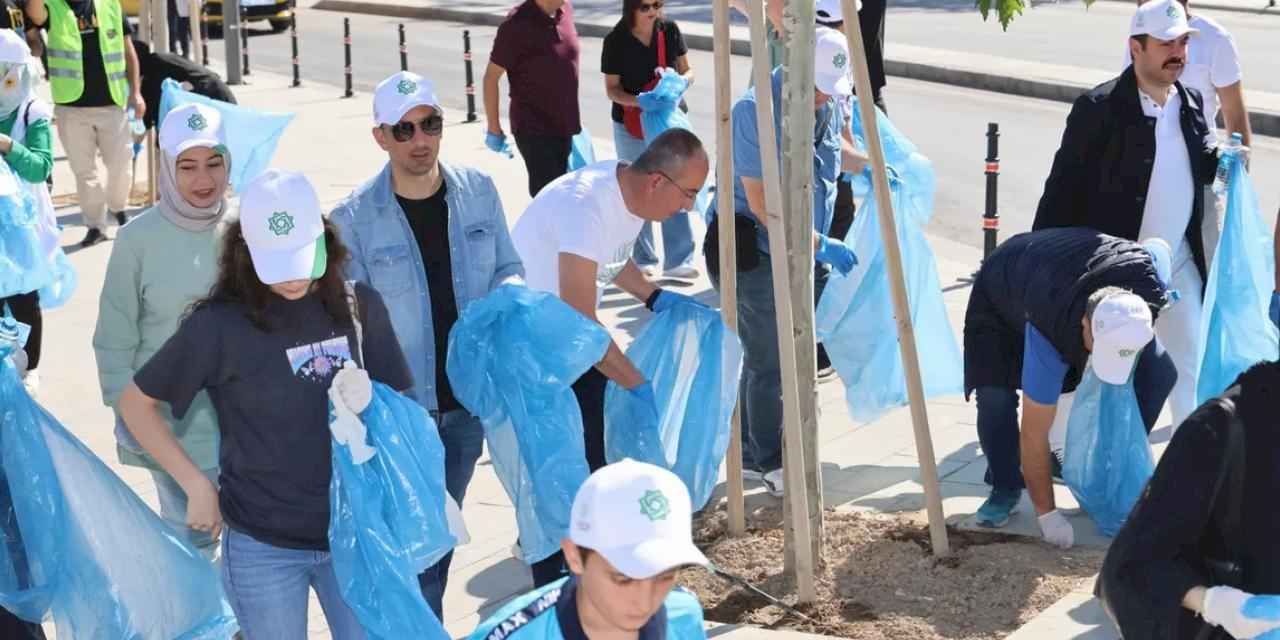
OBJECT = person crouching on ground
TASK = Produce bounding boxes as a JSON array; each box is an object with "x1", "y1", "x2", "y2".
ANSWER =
[
  {"x1": 118, "y1": 169, "x2": 413, "y2": 640},
  {"x1": 469, "y1": 459, "x2": 709, "y2": 640}
]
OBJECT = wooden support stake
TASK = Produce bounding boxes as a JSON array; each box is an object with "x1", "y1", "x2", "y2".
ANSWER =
[
  {"x1": 747, "y1": 0, "x2": 816, "y2": 602},
  {"x1": 712, "y1": 0, "x2": 746, "y2": 538},
  {"x1": 838, "y1": 0, "x2": 951, "y2": 557},
  {"x1": 780, "y1": 0, "x2": 823, "y2": 569},
  {"x1": 189, "y1": 0, "x2": 203, "y2": 63}
]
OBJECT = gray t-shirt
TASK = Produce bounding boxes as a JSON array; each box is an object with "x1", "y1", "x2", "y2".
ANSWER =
[{"x1": 135, "y1": 283, "x2": 413, "y2": 550}]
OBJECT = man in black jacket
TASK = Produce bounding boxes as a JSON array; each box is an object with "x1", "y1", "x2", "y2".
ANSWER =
[
  {"x1": 131, "y1": 39, "x2": 235, "y2": 130},
  {"x1": 1033, "y1": 0, "x2": 1219, "y2": 428}
]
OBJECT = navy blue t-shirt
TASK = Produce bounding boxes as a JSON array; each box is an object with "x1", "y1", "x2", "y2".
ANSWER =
[{"x1": 135, "y1": 283, "x2": 413, "y2": 550}]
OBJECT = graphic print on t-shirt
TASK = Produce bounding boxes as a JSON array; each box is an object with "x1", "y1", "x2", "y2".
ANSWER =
[{"x1": 285, "y1": 335, "x2": 353, "y2": 384}]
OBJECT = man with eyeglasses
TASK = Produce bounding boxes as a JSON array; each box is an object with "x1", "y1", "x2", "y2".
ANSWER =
[
  {"x1": 510, "y1": 127, "x2": 710, "y2": 587},
  {"x1": 331, "y1": 70, "x2": 525, "y2": 621}
]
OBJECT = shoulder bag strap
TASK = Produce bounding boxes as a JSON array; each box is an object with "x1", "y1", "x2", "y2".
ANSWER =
[
  {"x1": 657, "y1": 23, "x2": 667, "y2": 68},
  {"x1": 343, "y1": 281, "x2": 365, "y2": 369}
]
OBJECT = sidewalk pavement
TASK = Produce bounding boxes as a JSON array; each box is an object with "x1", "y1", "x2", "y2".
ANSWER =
[
  {"x1": 37, "y1": 64, "x2": 1123, "y2": 638},
  {"x1": 310, "y1": 0, "x2": 1280, "y2": 137}
]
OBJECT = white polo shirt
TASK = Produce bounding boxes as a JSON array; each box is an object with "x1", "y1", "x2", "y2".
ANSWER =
[{"x1": 1138, "y1": 86, "x2": 1195, "y2": 258}]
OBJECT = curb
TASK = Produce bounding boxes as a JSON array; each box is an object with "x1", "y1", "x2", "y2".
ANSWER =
[{"x1": 313, "y1": 0, "x2": 1280, "y2": 137}]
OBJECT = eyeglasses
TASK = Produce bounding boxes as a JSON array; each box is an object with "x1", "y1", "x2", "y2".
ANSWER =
[
  {"x1": 638, "y1": 1, "x2": 664, "y2": 13},
  {"x1": 384, "y1": 114, "x2": 444, "y2": 142},
  {"x1": 657, "y1": 170, "x2": 699, "y2": 199}
]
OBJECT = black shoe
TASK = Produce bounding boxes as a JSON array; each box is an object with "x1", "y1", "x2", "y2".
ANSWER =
[
  {"x1": 113, "y1": 211, "x2": 128, "y2": 226},
  {"x1": 1050, "y1": 451, "x2": 1065, "y2": 484},
  {"x1": 80, "y1": 228, "x2": 106, "y2": 247}
]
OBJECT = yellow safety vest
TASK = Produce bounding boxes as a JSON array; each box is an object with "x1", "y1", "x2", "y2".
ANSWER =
[{"x1": 45, "y1": 0, "x2": 127, "y2": 106}]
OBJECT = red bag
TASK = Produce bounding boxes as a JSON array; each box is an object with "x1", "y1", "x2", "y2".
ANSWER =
[{"x1": 622, "y1": 26, "x2": 667, "y2": 140}]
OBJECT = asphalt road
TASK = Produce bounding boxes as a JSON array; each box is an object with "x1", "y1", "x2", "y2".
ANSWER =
[{"x1": 204, "y1": 9, "x2": 1280, "y2": 252}]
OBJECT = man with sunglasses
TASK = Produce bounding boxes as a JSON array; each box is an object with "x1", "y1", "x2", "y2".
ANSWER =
[
  {"x1": 484, "y1": 0, "x2": 581, "y2": 197},
  {"x1": 331, "y1": 70, "x2": 525, "y2": 621},
  {"x1": 510, "y1": 127, "x2": 710, "y2": 587}
]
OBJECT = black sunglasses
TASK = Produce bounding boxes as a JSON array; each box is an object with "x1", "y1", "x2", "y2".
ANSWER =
[
  {"x1": 384, "y1": 114, "x2": 444, "y2": 142},
  {"x1": 639, "y1": 1, "x2": 664, "y2": 12}
]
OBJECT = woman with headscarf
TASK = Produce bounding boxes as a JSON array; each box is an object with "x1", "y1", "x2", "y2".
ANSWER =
[
  {"x1": 0, "y1": 29, "x2": 56, "y2": 398},
  {"x1": 93, "y1": 102, "x2": 231, "y2": 560}
]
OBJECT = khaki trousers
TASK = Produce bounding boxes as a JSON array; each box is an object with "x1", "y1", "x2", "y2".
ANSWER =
[{"x1": 54, "y1": 104, "x2": 133, "y2": 231}]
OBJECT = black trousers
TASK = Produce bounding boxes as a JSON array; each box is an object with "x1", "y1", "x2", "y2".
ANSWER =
[
  {"x1": 513, "y1": 133, "x2": 572, "y2": 198},
  {"x1": 528, "y1": 367, "x2": 608, "y2": 587},
  {"x1": 1, "y1": 292, "x2": 41, "y2": 370}
]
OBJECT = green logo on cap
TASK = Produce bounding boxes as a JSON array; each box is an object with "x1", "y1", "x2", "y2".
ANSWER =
[
  {"x1": 187, "y1": 113, "x2": 208, "y2": 131},
  {"x1": 1118, "y1": 348, "x2": 1137, "y2": 358},
  {"x1": 638, "y1": 490, "x2": 670, "y2": 522},
  {"x1": 1166, "y1": 4, "x2": 1179, "y2": 17},
  {"x1": 268, "y1": 211, "x2": 295, "y2": 237},
  {"x1": 396, "y1": 79, "x2": 417, "y2": 95},
  {"x1": 833, "y1": 52, "x2": 847, "y2": 70}
]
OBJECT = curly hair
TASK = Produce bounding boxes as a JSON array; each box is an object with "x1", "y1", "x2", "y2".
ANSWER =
[{"x1": 190, "y1": 219, "x2": 354, "y2": 332}]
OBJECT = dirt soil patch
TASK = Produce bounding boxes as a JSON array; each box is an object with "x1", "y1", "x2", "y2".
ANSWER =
[{"x1": 680, "y1": 507, "x2": 1105, "y2": 639}]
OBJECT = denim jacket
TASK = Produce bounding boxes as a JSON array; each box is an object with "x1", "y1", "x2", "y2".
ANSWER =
[{"x1": 331, "y1": 162, "x2": 524, "y2": 412}]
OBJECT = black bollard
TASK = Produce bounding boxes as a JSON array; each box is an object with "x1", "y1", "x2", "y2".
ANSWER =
[
  {"x1": 463, "y1": 30, "x2": 477, "y2": 123},
  {"x1": 983, "y1": 122, "x2": 1000, "y2": 260},
  {"x1": 343, "y1": 18, "x2": 353, "y2": 98},
  {"x1": 200, "y1": 9, "x2": 209, "y2": 66},
  {"x1": 399, "y1": 24, "x2": 407, "y2": 71},
  {"x1": 290, "y1": 13, "x2": 301, "y2": 87},
  {"x1": 240, "y1": 9, "x2": 250, "y2": 76}
]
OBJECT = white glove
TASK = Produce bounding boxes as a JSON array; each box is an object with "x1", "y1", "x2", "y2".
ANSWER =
[
  {"x1": 1203, "y1": 586, "x2": 1280, "y2": 639},
  {"x1": 1037, "y1": 510, "x2": 1075, "y2": 549},
  {"x1": 333, "y1": 361, "x2": 372, "y2": 414},
  {"x1": 328, "y1": 363, "x2": 377, "y2": 465}
]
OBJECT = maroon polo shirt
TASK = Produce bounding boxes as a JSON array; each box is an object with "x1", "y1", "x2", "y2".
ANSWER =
[{"x1": 489, "y1": 0, "x2": 582, "y2": 138}]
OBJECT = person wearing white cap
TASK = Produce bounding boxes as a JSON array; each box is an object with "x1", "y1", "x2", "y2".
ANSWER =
[
  {"x1": 511, "y1": 126, "x2": 710, "y2": 586},
  {"x1": 118, "y1": 169, "x2": 414, "y2": 640},
  {"x1": 331, "y1": 70, "x2": 524, "y2": 620},
  {"x1": 93, "y1": 102, "x2": 231, "y2": 562},
  {"x1": 709, "y1": 27, "x2": 861, "y2": 498},
  {"x1": 0, "y1": 29, "x2": 53, "y2": 398},
  {"x1": 964, "y1": 228, "x2": 1178, "y2": 549},
  {"x1": 468, "y1": 459, "x2": 708, "y2": 640},
  {"x1": 1034, "y1": 0, "x2": 1223, "y2": 430}
]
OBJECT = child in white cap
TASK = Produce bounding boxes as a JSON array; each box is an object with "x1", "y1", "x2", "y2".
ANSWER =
[
  {"x1": 94, "y1": 102, "x2": 233, "y2": 561},
  {"x1": 469, "y1": 459, "x2": 709, "y2": 640},
  {"x1": 118, "y1": 168, "x2": 414, "y2": 640}
]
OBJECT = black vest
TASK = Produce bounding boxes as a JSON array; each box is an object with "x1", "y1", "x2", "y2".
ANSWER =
[{"x1": 974, "y1": 228, "x2": 1167, "y2": 392}]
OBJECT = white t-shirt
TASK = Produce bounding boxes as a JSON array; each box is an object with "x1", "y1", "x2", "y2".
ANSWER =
[
  {"x1": 1121, "y1": 15, "x2": 1243, "y2": 135},
  {"x1": 1138, "y1": 86, "x2": 1195, "y2": 257},
  {"x1": 511, "y1": 160, "x2": 645, "y2": 298}
]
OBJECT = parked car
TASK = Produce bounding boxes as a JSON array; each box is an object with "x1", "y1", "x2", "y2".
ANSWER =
[{"x1": 121, "y1": 0, "x2": 293, "y2": 34}]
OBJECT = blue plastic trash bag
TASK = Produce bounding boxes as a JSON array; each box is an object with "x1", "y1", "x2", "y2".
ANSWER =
[
  {"x1": 35, "y1": 251, "x2": 77, "y2": 311},
  {"x1": 447, "y1": 285, "x2": 611, "y2": 564},
  {"x1": 569, "y1": 128, "x2": 596, "y2": 171},
  {"x1": 1196, "y1": 157, "x2": 1279, "y2": 404},
  {"x1": 0, "y1": 343, "x2": 237, "y2": 639},
  {"x1": 815, "y1": 100, "x2": 962, "y2": 423},
  {"x1": 640, "y1": 69, "x2": 692, "y2": 146},
  {"x1": 1061, "y1": 369, "x2": 1154, "y2": 537},
  {"x1": 0, "y1": 163, "x2": 51, "y2": 300},
  {"x1": 329, "y1": 381, "x2": 454, "y2": 640},
  {"x1": 159, "y1": 78, "x2": 294, "y2": 191},
  {"x1": 603, "y1": 305, "x2": 744, "y2": 510}
]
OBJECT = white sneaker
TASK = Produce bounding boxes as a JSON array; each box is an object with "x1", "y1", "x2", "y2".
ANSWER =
[
  {"x1": 21, "y1": 370, "x2": 39, "y2": 397},
  {"x1": 742, "y1": 468, "x2": 765, "y2": 484},
  {"x1": 640, "y1": 264, "x2": 661, "y2": 278},
  {"x1": 663, "y1": 264, "x2": 700, "y2": 279},
  {"x1": 762, "y1": 468, "x2": 784, "y2": 497},
  {"x1": 510, "y1": 540, "x2": 522, "y2": 560}
]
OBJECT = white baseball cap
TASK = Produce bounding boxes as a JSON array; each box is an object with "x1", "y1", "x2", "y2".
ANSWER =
[
  {"x1": 373, "y1": 71, "x2": 442, "y2": 126},
  {"x1": 1129, "y1": 0, "x2": 1198, "y2": 41},
  {"x1": 816, "y1": 0, "x2": 861, "y2": 26},
  {"x1": 0, "y1": 30, "x2": 34, "y2": 65},
  {"x1": 815, "y1": 27, "x2": 853, "y2": 97},
  {"x1": 1090, "y1": 291, "x2": 1155, "y2": 385},
  {"x1": 569, "y1": 459, "x2": 709, "y2": 580},
  {"x1": 239, "y1": 169, "x2": 327, "y2": 285},
  {"x1": 160, "y1": 103, "x2": 225, "y2": 157}
]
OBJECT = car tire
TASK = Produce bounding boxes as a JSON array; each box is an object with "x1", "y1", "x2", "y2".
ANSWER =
[{"x1": 269, "y1": 18, "x2": 289, "y2": 32}]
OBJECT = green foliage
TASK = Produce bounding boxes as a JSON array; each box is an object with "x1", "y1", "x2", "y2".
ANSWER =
[{"x1": 976, "y1": 0, "x2": 1098, "y2": 30}]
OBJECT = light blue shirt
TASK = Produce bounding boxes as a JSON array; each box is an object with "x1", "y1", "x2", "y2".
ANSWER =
[
  {"x1": 331, "y1": 162, "x2": 524, "y2": 412},
  {"x1": 730, "y1": 67, "x2": 843, "y2": 254}
]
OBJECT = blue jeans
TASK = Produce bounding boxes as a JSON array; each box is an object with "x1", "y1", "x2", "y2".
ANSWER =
[
  {"x1": 612, "y1": 122, "x2": 696, "y2": 270},
  {"x1": 151, "y1": 467, "x2": 220, "y2": 559},
  {"x1": 220, "y1": 528, "x2": 367, "y2": 640},
  {"x1": 416, "y1": 409, "x2": 486, "y2": 621},
  {"x1": 976, "y1": 339, "x2": 1177, "y2": 492}
]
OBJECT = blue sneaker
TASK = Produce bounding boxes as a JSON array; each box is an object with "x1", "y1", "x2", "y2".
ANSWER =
[{"x1": 976, "y1": 488, "x2": 1022, "y2": 528}]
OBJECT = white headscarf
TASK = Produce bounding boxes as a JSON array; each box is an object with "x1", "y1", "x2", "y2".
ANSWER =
[
  {"x1": 0, "y1": 31, "x2": 37, "y2": 120},
  {"x1": 157, "y1": 104, "x2": 232, "y2": 232}
]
